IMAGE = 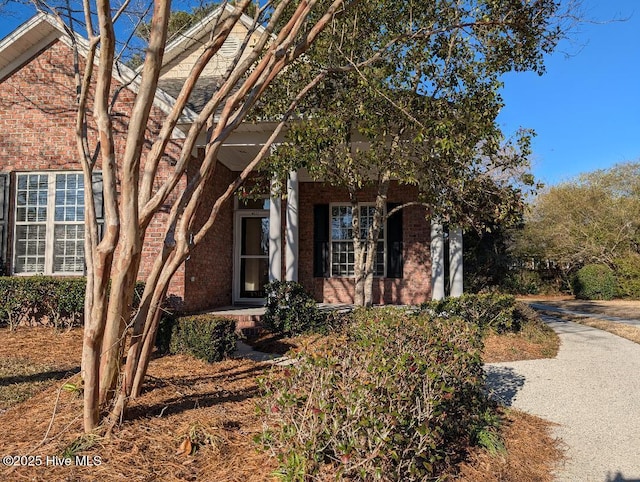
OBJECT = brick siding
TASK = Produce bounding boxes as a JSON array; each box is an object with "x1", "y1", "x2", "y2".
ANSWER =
[
  {"x1": 0, "y1": 39, "x2": 186, "y2": 301},
  {"x1": 296, "y1": 182, "x2": 432, "y2": 305}
]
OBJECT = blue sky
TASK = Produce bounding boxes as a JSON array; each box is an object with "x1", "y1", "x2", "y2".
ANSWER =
[
  {"x1": 498, "y1": 1, "x2": 640, "y2": 186},
  {"x1": 2, "y1": 1, "x2": 638, "y2": 187}
]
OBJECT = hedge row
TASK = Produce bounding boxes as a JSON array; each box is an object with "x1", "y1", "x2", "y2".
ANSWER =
[
  {"x1": 0, "y1": 277, "x2": 144, "y2": 330},
  {"x1": 260, "y1": 307, "x2": 493, "y2": 480},
  {"x1": 161, "y1": 314, "x2": 238, "y2": 363},
  {"x1": 420, "y1": 293, "x2": 527, "y2": 334},
  {"x1": 0, "y1": 277, "x2": 86, "y2": 330}
]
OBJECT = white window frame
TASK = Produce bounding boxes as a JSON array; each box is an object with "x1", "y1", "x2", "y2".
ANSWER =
[
  {"x1": 12, "y1": 171, "x2": 101, "y2": 276},
  {"x1": 329, "y1": 203, "x2": 386, "y2": 278}
]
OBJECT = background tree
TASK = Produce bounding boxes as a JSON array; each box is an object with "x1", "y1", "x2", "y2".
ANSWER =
[
  {"x1": 262, "y1": 0, "x2": 566, "y2": 305},
  {"x1": 514, "y1": 161, "x2": 640, "y2": 295}
]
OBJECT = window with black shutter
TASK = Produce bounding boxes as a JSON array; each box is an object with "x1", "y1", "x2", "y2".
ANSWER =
[
  {"x1": 313, "y1": 204, "x2": 329, "y2": 277},
  {"x1": 386, "y1": 203, "x2": 403, "y2": 278}
]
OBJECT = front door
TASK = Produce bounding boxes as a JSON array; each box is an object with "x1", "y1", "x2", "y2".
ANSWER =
[{"x1": 234, "y1": 199, "x2": 270, "y2": 304}]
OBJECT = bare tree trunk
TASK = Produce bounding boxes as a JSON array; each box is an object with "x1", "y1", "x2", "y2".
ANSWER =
[
  {"x1": 74, "y1": 0, "x2": 347, "y2": 432},
  {"x1": 81, "y1": 0, "x2": 121, "y2": 432},
  {"x1": 97, "y1": 0, "x2": 171, "y2": 409},
  {"x1": 362, "y1": 171, "x2": 390, "y2": 306},
  {"x1": 351, "y1": 195, "x2": 366, "y2": 306}
]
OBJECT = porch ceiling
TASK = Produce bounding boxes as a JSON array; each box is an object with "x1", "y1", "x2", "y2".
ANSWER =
[{"x1": 213, "y1": 122, "x2": 369, "y2": 180}]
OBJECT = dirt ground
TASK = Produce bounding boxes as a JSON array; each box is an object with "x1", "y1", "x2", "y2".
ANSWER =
[{"x1": 0, "y1": 322, "x2": 563, "y2": 481}]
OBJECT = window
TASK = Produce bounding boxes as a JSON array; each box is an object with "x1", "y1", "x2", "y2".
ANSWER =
[
  {"x1": 330, "y1": 204, "x2": 385, "y2": 277},
  {"x1": 13, "y1": 172, "x2": 102, "y2": 275}
]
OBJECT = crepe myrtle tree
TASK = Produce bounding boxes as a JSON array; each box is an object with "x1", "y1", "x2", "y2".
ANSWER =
[
  {"x1": 44, "y1": 0, "x2": 352, "y2": 433},
  {"x1": 261, "y1": 0, "x2": 571, "y2": 306},
  {"x1": 34, "y1": 0, "x2": 577, "y2": 432}
]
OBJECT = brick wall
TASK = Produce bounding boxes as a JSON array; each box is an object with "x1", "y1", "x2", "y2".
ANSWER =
[
  {"x1": 0, "y1": 39, "x2": 186, "y2": 301},
  {"x1": 183, "y1": 157, "x2": 235, "y2": 311},
  {"x1": 296, "y1": 182, "x2": 432, "y2": 305}
]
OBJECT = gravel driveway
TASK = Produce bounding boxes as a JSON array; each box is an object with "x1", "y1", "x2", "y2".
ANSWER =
[{"x1": 485, "y1": 314, "x2": 640, "y2": 481}]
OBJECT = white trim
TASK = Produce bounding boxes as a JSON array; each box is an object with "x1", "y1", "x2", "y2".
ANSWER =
[
  {"x1": 12, "y1": 171, "x2": 90, "y2": 276},
  {"x1": 233, "y1": 196, "x2": 270, "y2": 304},
  {"x1": 162, "y1": 4, "x2": 267, "y2": 64},
  {"x1": 0, "y1": 13, "x2": 199, "y2": 128}
]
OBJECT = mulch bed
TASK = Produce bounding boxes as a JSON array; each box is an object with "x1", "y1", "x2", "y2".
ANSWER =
[
  {"x1": 456, "y1": 409, "x2": 564, "y2": 481},
  {"x1": 0, "y1": 326, "x2": 562, "y2": 481}
]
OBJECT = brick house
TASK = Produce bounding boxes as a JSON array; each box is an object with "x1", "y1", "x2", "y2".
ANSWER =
[{"x1": 0, "y1": 9, "x2": 462, "y2": 313}]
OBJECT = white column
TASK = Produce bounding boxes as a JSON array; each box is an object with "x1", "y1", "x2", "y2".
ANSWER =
[
  {"x1": 430, "y1": 221, "x2": 445, "y2": 300},
  {"x1": 449, "y1": 226, "x2": 463, "y2": 297},
  {"x1": 285, "y1": 170, "x2": 299, "y2": 281},
  {"x1": 269, "y1": 178, "x2": 281, "y2": 281}
]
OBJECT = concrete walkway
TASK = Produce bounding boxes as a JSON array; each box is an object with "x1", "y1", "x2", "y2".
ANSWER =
[
  {"x1": 529, "y1": 302, "x2": 640, "y2": 328},
  {"x1": 485, "y1": 313, "x2": 640, "y2": 481}
]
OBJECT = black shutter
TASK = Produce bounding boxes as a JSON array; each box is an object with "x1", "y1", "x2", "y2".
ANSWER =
[
  {"x1": 92, "y1": 173, "x2": 104, "y2": 240},
  {"x1": 313, "y1": 204, "x2": 329, "y2": 277},
  {"x1": 386, "y1": 203, "x2": 403, "y2": 278},
  {"x1": 0, "y1": 174, "x2": 8, "y2": 274}
]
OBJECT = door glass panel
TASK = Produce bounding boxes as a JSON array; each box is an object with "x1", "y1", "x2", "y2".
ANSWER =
[
  {"x1": 238, "y1": 214, "x2": 270, "y2": 300},
  {"x1": 241, "y1": 217, "x2": 269, "y2": 256},
  {"x1": 240, "y1": 258, "x2": 269, "y2": 298}
]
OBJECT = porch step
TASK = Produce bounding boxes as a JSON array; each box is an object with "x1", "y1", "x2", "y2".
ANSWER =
[{"x1": 207, "y1": 306, "x2": 265, "y2": 333}]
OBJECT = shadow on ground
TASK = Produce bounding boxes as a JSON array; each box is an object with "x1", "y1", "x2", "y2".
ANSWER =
[
  {"x1": 484, "y1": 366, "x2": 526, "y2": 406},
  {"x1": 0, "y1": 367, "x2": 80, "y2": 386},
  {"x1": 606, "y1": 472, "x2": 640, "y2": 482}
]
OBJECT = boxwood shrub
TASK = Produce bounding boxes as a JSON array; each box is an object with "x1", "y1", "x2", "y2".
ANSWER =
[
  {"x1": 0, "y1": 276, "x2": 86, "y2": 329},
  {"x1": 169, "y1": 314, "x2": 238, "y2": 363},
  {"x1": 614, "y1": 255, "x2": 640, "y2": 299},
  {"x1": 0, "y1": 277, "x2": 146, "y2": 330},
  {"x1": 572, "y1": 264, "x2": 616, "y2": 300},
  {"x1": 420, "y1": 293, "x2": 521, "y2": 334},
  {"x1": 259, "y1": 307, "x2": 493, "y2": 480}
]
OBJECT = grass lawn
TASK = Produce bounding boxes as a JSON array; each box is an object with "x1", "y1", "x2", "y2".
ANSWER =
[{"x1": 0, "y1": 317, "x2": 562, "y2": 481}]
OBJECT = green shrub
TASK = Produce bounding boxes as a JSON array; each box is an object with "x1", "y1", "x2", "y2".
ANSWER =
[
  {"x1": 420, "y1": 293, "x2": 520, "y2": 334},
  {"x1": 572, "y1": 264, "x2": 616, "y2": 300},
  {"x1": 155, "y1": 313, "x2": 177, "y2": 354},
  {"x1": 169, "y1": 315, "x2": 237, "y2": 362},
  {"x1": 613, "y1": 254, "x2": 640, "y2": 299},
  {"x1": 0, "y1": 277, "x2": 86, "y2": 330},
  {"x1": 0, "y1": 277, "x2": 147, "y2": 330},
  {"x1": 259, "y1": 307, "x2": 492, "y2": 480},
  {"x1": 501, "y1": 269, "x2": 543, "y2": 295},
  {"x1": 262, "y1": 280, "x2": 326, "y2": 336}
]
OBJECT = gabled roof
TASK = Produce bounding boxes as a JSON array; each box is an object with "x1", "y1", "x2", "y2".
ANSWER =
[
  {"x1": 161, "y1": 3, "x2": 265, "y2": 69},
  {"x1": 0, "y1": 7, "x2": 272, "y2": 145},
  {"x1": 0, "y1": 12, "x2": 69, "y2": 81},
  {"x1": 158, "y1": 76, "x2": 224, "y2": 114},
  {"x1": 0, "y1": 11, "x2": 199, "y2": 129}
]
